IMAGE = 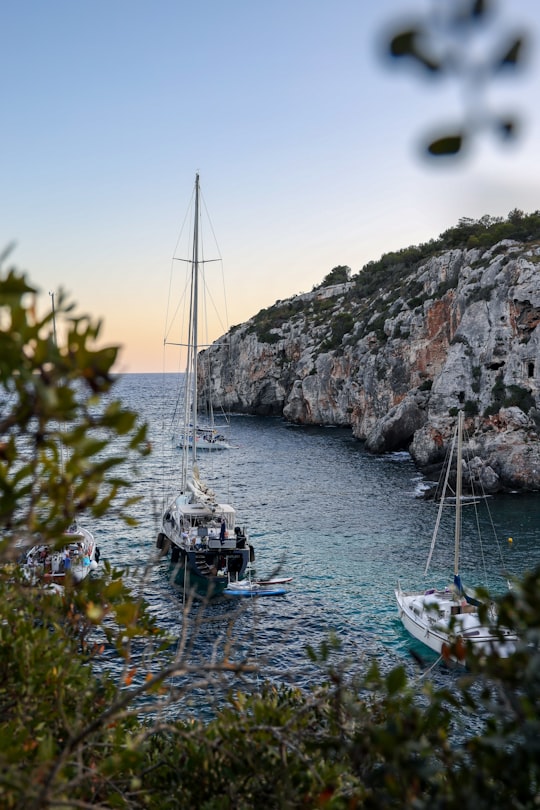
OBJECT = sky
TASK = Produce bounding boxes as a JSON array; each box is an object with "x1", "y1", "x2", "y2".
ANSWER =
[{"x1": 2, "y1": 0, "x2": 540, "y2": 373}]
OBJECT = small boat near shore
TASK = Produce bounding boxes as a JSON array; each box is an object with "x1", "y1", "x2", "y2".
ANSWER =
[{"x1": 177, "y1": 424, "x2": 230, "y2": 451}]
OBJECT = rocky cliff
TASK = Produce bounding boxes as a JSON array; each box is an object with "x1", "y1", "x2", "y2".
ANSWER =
[{"x1": 201, "y1": 234, "x2": 540, "y2": 492}]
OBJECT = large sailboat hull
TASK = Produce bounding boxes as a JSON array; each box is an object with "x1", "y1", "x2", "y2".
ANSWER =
[
  {"x1": 158, "y1": 488, "x2": 253, "y2": 599},
  {"x1": 168, "y1": 546, "x2": 250, "y2": 598}
]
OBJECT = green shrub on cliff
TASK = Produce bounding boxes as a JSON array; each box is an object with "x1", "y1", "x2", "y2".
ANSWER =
[{"x1": 241, "y1": 210, "x2": 540, "y2": 356}]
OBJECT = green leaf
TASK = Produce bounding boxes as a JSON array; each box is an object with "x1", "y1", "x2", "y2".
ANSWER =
[
  {"x1": 0, "y1": 269, "x2": 37, "y2": 298},
  {"x1": 454, "y1": 0, "x2": 492, "y2": 24},
  {"x1": 427, "y1": 133, "x2": 464, "y2": 156},
  {"x1": 497, "y1": 117, "x2": 518, "y2": 139},
  {"x1": 389, "y1": 29, "x2": 417, "y2": 58},
  {"x1": 496, "y1": 36, "x2": 524, "y2": 69},
  {"x1": 389, "y1": 29, "x2": 440, "y2": 73},
  {"x1": 471, "y1": 0, "x2": 490, "y2": 19},
  {"x1": 385, "y1": 666, "x2": 407, "y2": 695}
]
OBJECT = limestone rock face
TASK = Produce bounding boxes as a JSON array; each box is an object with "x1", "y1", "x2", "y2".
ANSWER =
[{"x1": 201, "y1": 240, "x2": 540, "y2": 491}]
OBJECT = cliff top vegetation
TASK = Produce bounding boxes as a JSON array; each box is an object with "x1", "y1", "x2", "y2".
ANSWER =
[{"x1": 243, "y1": 209, "x2": 540, "y2": 349}]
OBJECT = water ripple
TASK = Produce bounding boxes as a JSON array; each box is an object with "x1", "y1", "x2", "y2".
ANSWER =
[{"x1": 93, "y1": 374, "x2": 540, "y2": 715}]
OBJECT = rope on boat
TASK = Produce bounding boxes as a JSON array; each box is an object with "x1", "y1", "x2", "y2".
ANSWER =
[{"x1": 417, "y1": 654, "x2": 443, "y2": 680}]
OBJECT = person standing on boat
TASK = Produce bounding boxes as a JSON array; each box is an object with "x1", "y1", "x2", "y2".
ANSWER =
[{"x1": 220, "y1": 518, "x2": 226, "y2": 543}]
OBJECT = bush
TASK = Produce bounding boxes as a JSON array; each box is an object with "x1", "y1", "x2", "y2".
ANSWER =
[{"x1": 317, "y1": 265, "x2": 351, "y2": 288}]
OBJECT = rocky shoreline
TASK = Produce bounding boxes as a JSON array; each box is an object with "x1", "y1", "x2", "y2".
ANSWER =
[{"x1": 201, "y1": 236, "x2": 540, "y2": 493}]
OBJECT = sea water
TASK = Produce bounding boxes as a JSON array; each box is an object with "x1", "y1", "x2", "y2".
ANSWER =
[{"x1": 94, "y1": 373, "x2": 540, "y2": 711}]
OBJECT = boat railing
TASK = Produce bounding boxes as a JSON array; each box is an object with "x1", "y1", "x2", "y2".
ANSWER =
[
  {"x1": 207, "y1": 537, "x2": 236, "y2": 550},
  {"x1": 178, "y1": 528, "x2": 240, "y2": 552}
]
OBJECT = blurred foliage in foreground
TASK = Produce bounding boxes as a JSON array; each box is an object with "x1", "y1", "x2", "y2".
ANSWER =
[
  {"x1": 1, "y1": 261, "x2": 540, "y2": 809},
  {"x1": 386, "y1": 0, "x2": 526, "y2": 157}
]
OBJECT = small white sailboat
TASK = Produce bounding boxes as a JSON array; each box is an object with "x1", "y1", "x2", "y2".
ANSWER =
[
  {"x1": 223, "y1": 580, "x2": 288, "y2": 598},
  {"x1": 177, "y1": 423, "x2": 231, "y2": 451},
  {"x1": 23, "y1": 523, "x2": 99, "y2": 586},
  {"x1": 395, "y1": 410, "x2": 516, "y2": 660},
  {"x1": 223, "y1": 575, "x2": 292, "y2": 598},
  {"x1": 21, "y1": 293, "x2": 99, "y2": 587},
  {"x1": 157, "y1": 173, "x2": 253, "y2": 598},
  {"x1": 176, "y1": 338, "x2": 231, "y2": 452}
]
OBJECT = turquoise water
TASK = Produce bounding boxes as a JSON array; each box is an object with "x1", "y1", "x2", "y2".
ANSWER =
[{"x1": 94, "y1": 374, "x2": 540, "y2": 705}]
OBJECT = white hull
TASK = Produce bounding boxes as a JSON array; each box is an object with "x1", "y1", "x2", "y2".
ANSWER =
[
  {"x1": 395, "y1": 584, "x2": 516, "y2": 659},
  {"x1": 23, "y1": 525, "x2": 99, "y2": 585},
  {"x1": 223, "y1": 579, "x2": 287, "y2": 597},
  {"x1": 396, "y1": 412, "x2": 516, "y2": 662},
  {"x1": 177, "y1": 422, "x2": 230, "y2": 451},
  {"x1": 178, "y1": 435, "x2": 230, "y2": 451}
]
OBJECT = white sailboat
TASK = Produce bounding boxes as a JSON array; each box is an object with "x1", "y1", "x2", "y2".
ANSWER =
[
  {"x1": 21, "y1": 293, "x2": 99, "y2": 587},
  {"x1": 23, "y1": 523, "x2": 99, "y2": 586},
  {"x1": 176, "y1": 330, "x2": 231, "y2": 451},
  {"x1": 177, "y1": 423, "x2": 231, "y2": 452},
  {"x1": 395, "y1": 410, "x2": 516, "y2": 660},
  {"x1": 157, "y1": 173, "x2": 253, "y2": 598}
]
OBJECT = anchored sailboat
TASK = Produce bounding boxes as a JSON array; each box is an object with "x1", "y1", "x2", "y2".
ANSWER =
[
  {"x1": 22, "y1": 292, "x2": 99, "y2": 586},
  {"x1": 157, "y1": 174, "x2": 253, "y2": 598},
  {"x1": 395, "y1": 410, "x2": 516, "y2": 660}
]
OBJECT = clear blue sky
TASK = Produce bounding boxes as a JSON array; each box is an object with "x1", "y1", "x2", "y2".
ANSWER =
[{"x1": 2, "y1": 0, "x2": 539, "y2": 372}]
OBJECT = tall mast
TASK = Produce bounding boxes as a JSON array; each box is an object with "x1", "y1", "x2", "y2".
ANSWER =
[
  {"x1": 49, "y1": 291, "x2": 66, "y2": 479},
  {"x1": 454, "y1": 410, "x2": 463, "y2": 577},
  {"x1": 190, "y1": 173, "x2": 200, "y2": 467},
  {"x1": 50, "y1": 291, "x2": 59, "y2": 347}
]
